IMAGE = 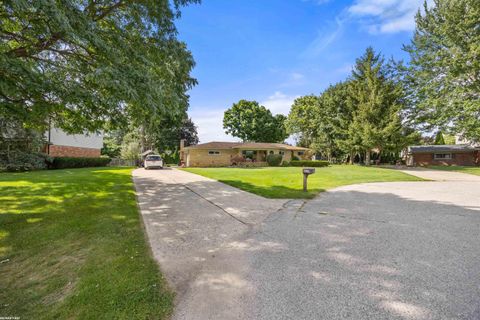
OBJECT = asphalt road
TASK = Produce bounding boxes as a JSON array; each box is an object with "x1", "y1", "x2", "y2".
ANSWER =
[{"x1": 134, "y1": 168, "x2": 480, "y2": 320}]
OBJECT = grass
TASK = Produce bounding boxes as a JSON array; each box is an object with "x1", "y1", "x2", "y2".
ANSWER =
[
  {"x1": 182, "y1": 165, "x2": 423, "y2": 199},
  {"x1": 0, "y1": 167, "x2": 173, "y2": 320},
  {"x1": 428, "y1": 165, "x2": 480, "y2": 176}
]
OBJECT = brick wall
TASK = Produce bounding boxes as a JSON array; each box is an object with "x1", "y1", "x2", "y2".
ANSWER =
[
  {"x1": 48, "y1": 145, "x2": 101, "y2": 158},
  {"x1": 413, "y1": 152, "x2": 477, "y2": 166},
  {"x1": 187, "y1": 149, "x2": 237, "y2": 167}
]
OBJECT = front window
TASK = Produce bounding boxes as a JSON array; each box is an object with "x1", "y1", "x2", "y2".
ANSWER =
[
  {"x1": 146, "y1": 155, "x2": 162, "y2": 161},
  {"x1": 208, "y1": 150, "x2": 220, "y2": 155},
  {"x1": 279, "y1": 151, "x2": 285, "y2": 156},
  {"x1": 434, "y1": 153, "x2": 452, "y2": 160},
  {"x1": 297, "y1": 151, "x2": 304, "y2": 156},
  {"x1": 242, "y1": 150, "x2": 257, "y2": 160}
]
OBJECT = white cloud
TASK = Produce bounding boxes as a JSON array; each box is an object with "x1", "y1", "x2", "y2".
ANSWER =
[
  {"x1": 303, "y1": 18, "x2": 344, "y2": 57},
  {"x1": 261, "y1": 91, "x2": 298, "y2": 116},
  {"x1": 335, "y1": 63, "x2": 354, "y2": 75},
  {"x1": 189, "y1": 91, "x2": 298, "y2": 143},
  {"x1": 347, "y1": 0, "x2": 431, "y2": 34},
  {"x1": 291, "y1": 72, "x2": 304, "y2": 81},
  {"x1": 189, "y1": 109, "x2": 238, "y2": 143}
]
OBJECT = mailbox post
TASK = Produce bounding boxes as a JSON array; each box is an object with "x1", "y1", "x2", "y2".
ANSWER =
[{"x1": 302, "y1": 168, "x2": 315, "y2": 192}]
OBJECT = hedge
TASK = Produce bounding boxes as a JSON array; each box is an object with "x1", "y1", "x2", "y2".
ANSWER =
[
  {"x1": 0, "y1": 151, "x2": 51, "y2": 172},
  {"x1": 266, "y1": 154, "x2": 283, "y2": 166},
  {"x1": 50, "y1": 157, "x2": 111, "y2": 169},
  {"x1": 290, "y1": 160, "x2": 329, "y2": 167}
]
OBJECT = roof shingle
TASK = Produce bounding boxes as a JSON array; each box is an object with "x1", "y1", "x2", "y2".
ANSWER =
[{"x1": 408, "y1": 144, "x2": 479, "y2": 153}]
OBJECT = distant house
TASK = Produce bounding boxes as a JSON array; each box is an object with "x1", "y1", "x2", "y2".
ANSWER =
[
  {"x1": 180, "y1": 141, "x2": 312, "y2": 167},
  {"x1": 406, "y1": 145, "x2": 480, "y2": 167},
  {"x1": 45, "y1": 128, "x2": 103, "y2": 158}
]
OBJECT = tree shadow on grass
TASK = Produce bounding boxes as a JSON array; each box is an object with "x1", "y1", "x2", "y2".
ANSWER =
[{"x1": 0, "y1": 167, "x2": 172, "y2": 319}]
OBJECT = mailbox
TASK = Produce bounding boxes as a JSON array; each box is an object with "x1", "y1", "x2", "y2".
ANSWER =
[
  {"x1": 302, "y1": 168, "x2": 315, "y2": 192},
  {"x1": 303, "y1": 168, "x2": 315, "y2": 175}
]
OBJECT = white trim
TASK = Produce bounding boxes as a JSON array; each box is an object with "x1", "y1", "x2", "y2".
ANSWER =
[{"x1": 434, "y1": 153, "x2": 452, "y2": 160}]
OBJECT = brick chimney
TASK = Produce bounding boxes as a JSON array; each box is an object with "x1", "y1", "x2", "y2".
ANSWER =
[{"x1": 179, "y1": 139, "x2": 186, "y2": 166}]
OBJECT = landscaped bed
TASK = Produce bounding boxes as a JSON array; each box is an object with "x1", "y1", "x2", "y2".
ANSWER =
[
  {"x1": 183, "y1": 165, "x2": 423, "y2": 199},
  {"x1": 428, "y1": 165, "x2": 480, "y2": 176},
  {"x1": 0, "y1": 167, "x2": 172, "y2": 319}
]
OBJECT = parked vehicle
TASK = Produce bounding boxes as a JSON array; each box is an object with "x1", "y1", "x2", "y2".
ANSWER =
[{"x1": 144, "y1": 155, "x2": 163, "y2": 169}]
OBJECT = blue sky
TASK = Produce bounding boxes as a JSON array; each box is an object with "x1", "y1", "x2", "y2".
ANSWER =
[{"x1": 176, "y1": 0, "x2": 428, "y2": 143}]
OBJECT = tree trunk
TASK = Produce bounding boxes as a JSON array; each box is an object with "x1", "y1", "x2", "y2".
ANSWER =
[
  {"x1": 349, "y1": 151, "x2": 354, "y2": 165},
  {"x1": 365, "y1": 150, "x2": 371, "y2": 166}
]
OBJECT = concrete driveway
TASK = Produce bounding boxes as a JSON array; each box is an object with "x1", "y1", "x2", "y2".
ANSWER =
[{"x1": 133, "y1": 168, "x2": 480, "y2": 320}]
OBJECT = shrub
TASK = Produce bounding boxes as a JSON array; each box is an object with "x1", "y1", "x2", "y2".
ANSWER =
[
  {"x1": 0, "y1": 151, "x2": 50, "y2": 172},
  {"x1": 50, "y1": 157, "x2": 111, "y2": 169},
  {"x1": 290, "y1": 160, "x2": 329, "y2": 167},
  {"x1": 292, "y1": 155, "x2": 300, "y2": 161},
  {"x1": 266, "y1": 154, "x2": 283, "y2": 166}
]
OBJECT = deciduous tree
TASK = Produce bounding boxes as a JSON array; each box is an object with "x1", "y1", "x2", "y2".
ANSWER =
[
  {"x1": 1, "y1": 0, "x2": 198, "y2": 132},
  {"x1": 223, "y1": 100, "x2": 288, "y2": 142}
]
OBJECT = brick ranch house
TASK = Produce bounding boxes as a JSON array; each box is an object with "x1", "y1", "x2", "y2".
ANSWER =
[
  {"x1": 45, "y1": 127, "x2": 103, "y2": 158},
  {"x1": 406, "y1": 144, "x2": 480, "y2": 166},
  {"x1": 180, "y1": 141, "x2": 312, "y2": 167}
]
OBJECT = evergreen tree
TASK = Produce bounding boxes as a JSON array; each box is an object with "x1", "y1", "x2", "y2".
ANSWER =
[
  {"x1": 403, "y1": 0, "x2": 480, "y2": 142},
  {"x1": 347, "y1": 47, "x2": 404, "y2": 165},
  {"x1": 434, "y1": 131, "x2": 446, "y2": 145}
]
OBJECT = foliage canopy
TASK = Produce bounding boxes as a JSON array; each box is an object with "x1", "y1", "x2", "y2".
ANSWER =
[
  {"x1": 223, "y1": 100, "x2": 288, "y2": 143},
  {"x1": 1, "y1": 0, "x2": 198, "y2": 132}
]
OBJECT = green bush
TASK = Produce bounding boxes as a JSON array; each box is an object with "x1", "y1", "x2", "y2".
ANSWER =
[
  {"x1": 0, "y1": 151, "x2": 50, "y2": 172},
  {"x1": 50, "y1": 157, "x2": 111, "y2": 169},
  {"x1": 290, "y1": 160, "x2": 329, "y2": 167},
  {"x1": 292, "y1": 155, "x2": 300, "y2": 161},
  {"x1": 281, "y1": 161, "x2": 290, "y2": 167},
  {"x1": 266, "y1": 154, "x2": 283, "y2": 166}
]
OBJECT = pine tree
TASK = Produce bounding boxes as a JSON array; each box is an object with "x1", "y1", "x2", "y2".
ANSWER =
[
  {"x1": 347, "y1": 47, "x2": 404, "y2": 165},
  {"x1": 404, "y1": 0, "x2": 480, "y2": 142}
]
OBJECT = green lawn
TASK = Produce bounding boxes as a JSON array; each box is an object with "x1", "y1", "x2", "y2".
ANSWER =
[
  {"x1": 428, "y1": 165, "x2": 480, "y2": 176},
  {"x1": 182, "y1": 165, "x2": 423, "y2": 199},
  {"x1": 0, "y1": 167, "x2": 172, "y2": 320}
]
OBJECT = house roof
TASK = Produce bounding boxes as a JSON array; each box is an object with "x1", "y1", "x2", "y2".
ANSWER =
[
  {"x1": 408, "y1": 144, "x2": 479, "y2": 153},
  {"x1": 183, "y1": 141, "x2": 311, "y2": 151},
  {"x1": 183, "y1": 141, "x2": 240, "y2": 150}
]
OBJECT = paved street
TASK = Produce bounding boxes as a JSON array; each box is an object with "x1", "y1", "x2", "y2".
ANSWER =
[{"x1": 133, "y1": 168, "x2": 480, "y2": 320}]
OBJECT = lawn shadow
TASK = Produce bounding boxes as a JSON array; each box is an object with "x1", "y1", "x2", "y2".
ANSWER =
[{"x1": 0, "y1": 167, "x2": 170, "y2": 318}]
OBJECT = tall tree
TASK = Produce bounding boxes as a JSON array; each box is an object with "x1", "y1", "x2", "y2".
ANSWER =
[
  {"x1": 286, "y1": 95, "x2": 320, "y2": 147},
  {"x1": 223, "y1": 100, "x2": 288, "y2": 142},
  {"x1": 434, "y1": 131, "x2": 446, "y2": 145},
  {"x1": 347, "y1": 47, "x2": 404, "y2": 165},
  {"x1": 179, "y1": 117, "x2": 199, "y2": 147},
  {"x1": 1, "y1": 0, "x2": 198, "y2": 133},
  {"x1": 403, "y1": 0, "x2": 480, "y2": 142},
  {"x1": 286, "y1": 84, "x2": 353, "y2": 161}
]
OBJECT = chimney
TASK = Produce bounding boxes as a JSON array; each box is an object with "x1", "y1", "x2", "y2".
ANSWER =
[{"x1": 180, "y1": 139, "x2": 185, "y2": 150}]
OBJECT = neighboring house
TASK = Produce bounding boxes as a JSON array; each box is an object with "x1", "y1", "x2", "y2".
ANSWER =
[
  {"x1": 45, "y1": 128, "x2": 103, "y2": 158},
  {"x1": 406, "y1": 145, "x2": 480, "y2": 166},
  {"x1": 180, "y1": 141, "x2": 312, "y2": 167}
]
